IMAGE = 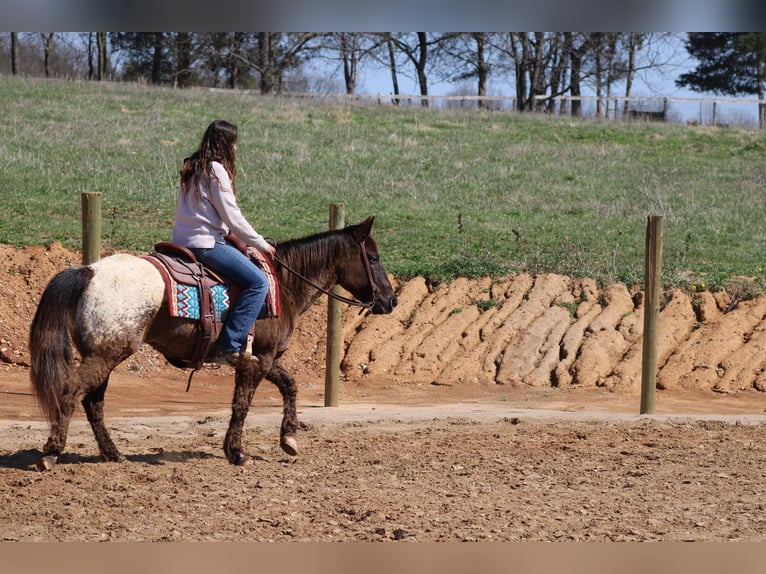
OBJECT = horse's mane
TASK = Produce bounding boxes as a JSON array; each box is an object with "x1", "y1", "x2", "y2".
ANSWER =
[{"x1": 275, "y1": 226, "x2": 352, "y2": 274}]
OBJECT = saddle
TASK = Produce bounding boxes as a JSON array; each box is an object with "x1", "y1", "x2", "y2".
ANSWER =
[{"x1": 142, "y1": 242, "x2": 225, "y2": 373}]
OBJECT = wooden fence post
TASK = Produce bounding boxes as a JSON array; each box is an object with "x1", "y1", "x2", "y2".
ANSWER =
[
  {"x1": 81, "y1": 192, "x2": 102, "y2": 265},
  {"x1": 324, "y1": 203, "x2": 345, "y2": 407},
  {"x1": 640, "y1": 215, "x2": 664, "y2": 414}
]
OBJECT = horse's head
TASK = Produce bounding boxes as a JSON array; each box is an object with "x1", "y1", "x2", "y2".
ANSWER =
[{"x1": 339, "y1": 216, "x2": 398, "y2": 314}]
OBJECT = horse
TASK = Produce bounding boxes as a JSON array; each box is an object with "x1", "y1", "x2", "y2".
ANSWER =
[{"x1": 29, "y1": 216, "x2": 397, "y2": 469}]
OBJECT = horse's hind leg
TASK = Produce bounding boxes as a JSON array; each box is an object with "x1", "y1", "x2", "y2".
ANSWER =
[
  {"x1": 40, "y1": 388, "x2": 79, "y2": 469},
  {"x1": 223, "y1": 369, "x2": 263, "y2": 466},
  {"x1": 82, "y1": 376, "x2": 124, "y2": 462},
  {"x1": 265, "y1": 360, "x2": 299, "y2": 457},
  {"x1": 39, "y1": 357, "x2": 122, "y2": 468}
]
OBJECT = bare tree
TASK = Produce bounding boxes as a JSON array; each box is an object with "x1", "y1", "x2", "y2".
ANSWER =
[
  {"x1": 547, "y1": 33, "x2": 569, "y2": 114},
  {"x1": 590, "y1": 33, "x2": 608, "y2": 117},
  {"x1": 438, "y1": 32, "x2": 495, "y2": 108},
  {"x1": 339, "y1": 33, "x2": 383, "y2": 94},
  {"x1": 339, "y1": 33, "x2": 357, "y2": 93},
  {"x1": 225, "y1": 32, "x2": 245, "y2": 89},
  {"x1": 39, "y1": 33, "x2": 55, "y2": 78},
  {"x1": 257, "y1": 32, "x2": 275, "y2": 94},
  {"x1": 97, "y1": 32, "x2": 108, "y2": 80},
  {"x1": 388, "y1": 32, "x2": 452, "y2": 107},
  {"x1": 151, "y1": 33, "x2": 163, "y2": 84},
  {"x1": 11, "y1": 32, "x2": 18, "y2": 75},
  {"x1": 86, "y1": 32, "x2": 95, "y2": 79},
  {"x1": 84, "y1": 32, "x2": 109, "y2": 80},
  {"x1": 309, "y1": 33, "x2": 386, "y2": 94},
  {"x1": 3, "y1": 32, "x2": 84, "y2": 78},
  {"x1": 492, "y1": 32, "x2": 637, "y2": 117},
  {"x1": 588, "y1": 32, "x2": 630, "y2": 118},
  {"x1": 585, "y1": 33, "x2": 671, "y2": 119},
  {"x1": 386, "y1": 35, "x2": 400, "y2": 103},
  {"x1": 498, "y1": 32, "x2": 556, "y2": 112},
  {"x1": 625, "y1": 33, "x2": 679, "y2": 102},
  {"x1": 566, "y1": 33, "x2": 591, "y2": 116},
  {"x1": 175, "y1": 32, "x2": 192, "y2": 87},
  {"x1": 622, "y1": 32, "x2": 644, "y2": 116},
  {"x1": 253, "y1": 33, "x2": 319, "y2": 95}
]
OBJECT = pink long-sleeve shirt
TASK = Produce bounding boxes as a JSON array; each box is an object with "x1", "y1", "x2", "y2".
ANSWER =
[{"x1": 171, "y1": 161, "x2": 270, "y2": 252}]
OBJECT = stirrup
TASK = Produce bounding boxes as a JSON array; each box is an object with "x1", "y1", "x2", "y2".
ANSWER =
[{"x1": 242, "y1": 332, "x2": 254, "y2": 363}]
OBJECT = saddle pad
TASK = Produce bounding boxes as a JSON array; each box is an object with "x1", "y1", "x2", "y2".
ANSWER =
[
  {"x1": 248, "y1": 247, "x2": 281, "y2": 318},
  {"x1": 173, "y1": 283, "x2": 230, "y2": 321}
]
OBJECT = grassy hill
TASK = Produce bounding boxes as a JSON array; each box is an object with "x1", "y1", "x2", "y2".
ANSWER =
[{"x1": 2, "y1": 76, "x2": 765, "y2": 292}]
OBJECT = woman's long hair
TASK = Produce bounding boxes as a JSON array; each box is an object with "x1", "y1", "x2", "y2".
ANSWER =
[{"x1": 180, "y1": 120, "x2": 238, "y2": 199}]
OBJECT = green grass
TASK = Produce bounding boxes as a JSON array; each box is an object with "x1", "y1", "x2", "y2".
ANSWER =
[{"x1": 2, "y1": 76, "x2": 766, "y2": 293}]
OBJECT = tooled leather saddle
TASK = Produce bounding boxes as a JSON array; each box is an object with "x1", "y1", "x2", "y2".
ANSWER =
[{"x1": 142, "y1": 242, "x2": 225, "y2": 373}]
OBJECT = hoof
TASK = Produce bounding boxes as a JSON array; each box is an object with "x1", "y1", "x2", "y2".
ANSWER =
[
  {"x1": 233, "y1": 452, "x2": 253, "y2": 466},
  {"x1": 33, "y1": 455, "x2": 58, "y2": 472},
  {"x1": 101, "y1": 453, "x2": 127, "y2": 463},
  {"x1": 280, "y1": 434, "x2": 298, "y2": 457}
]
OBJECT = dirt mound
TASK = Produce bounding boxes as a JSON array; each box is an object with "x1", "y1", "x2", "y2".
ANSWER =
[{"x1": 3, "y1": 243, "x2": 766, "y2": 396}]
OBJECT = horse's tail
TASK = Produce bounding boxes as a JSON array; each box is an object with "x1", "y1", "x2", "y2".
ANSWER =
[{"x1": 29, "y1": 265, "x2": 93, "y2": 422}]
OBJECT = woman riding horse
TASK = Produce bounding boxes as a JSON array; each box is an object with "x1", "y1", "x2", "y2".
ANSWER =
[{"x1": 29, "y1": 217, "x2": 397, "y2": 469}]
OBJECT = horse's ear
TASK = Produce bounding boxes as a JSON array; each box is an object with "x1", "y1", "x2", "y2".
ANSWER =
[{"x1": 352, "y1": 216, "x2": 374, "y2": 240}]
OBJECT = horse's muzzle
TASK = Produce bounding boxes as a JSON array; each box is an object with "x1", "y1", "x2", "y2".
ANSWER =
[{"x1": 371, "y1": 293, "x2": 397, "y2": 314}]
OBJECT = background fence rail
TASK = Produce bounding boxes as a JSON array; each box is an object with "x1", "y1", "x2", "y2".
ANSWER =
[{"x1": 277, "y1": 92, "x2": 766, "y2": 128}]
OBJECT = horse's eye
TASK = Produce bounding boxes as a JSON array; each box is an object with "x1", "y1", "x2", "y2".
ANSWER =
[{"x1": 369, "y1": 254, "x2": 379, "y2": 265}]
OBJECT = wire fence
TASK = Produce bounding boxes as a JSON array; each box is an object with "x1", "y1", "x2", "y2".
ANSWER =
[{"x1": 283, "y1": 92, "x2": 766, "y2": 129}]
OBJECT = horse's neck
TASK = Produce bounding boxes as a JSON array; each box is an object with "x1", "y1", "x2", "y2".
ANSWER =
[{"x1": 279, "y1": 250, "x2": 338, "y2": 315}]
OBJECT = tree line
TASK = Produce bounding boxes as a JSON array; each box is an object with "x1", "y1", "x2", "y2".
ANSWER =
[{"x1": 2, "y1": 32, "x2": 765, "y2": 125}]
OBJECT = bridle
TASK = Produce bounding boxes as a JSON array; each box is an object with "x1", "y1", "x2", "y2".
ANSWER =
[{"x1": 272, "y1": 236, "x2": 379, "y2": 311}]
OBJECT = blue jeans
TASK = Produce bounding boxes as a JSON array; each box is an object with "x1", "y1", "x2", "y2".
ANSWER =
[{"x1": 190, "y1": 241, "x2": 269, "y2": 353}]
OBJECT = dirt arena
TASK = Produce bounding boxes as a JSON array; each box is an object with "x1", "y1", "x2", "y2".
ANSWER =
[{"x1": 2, "y1": 243, "x2": 766, "y2": 541}]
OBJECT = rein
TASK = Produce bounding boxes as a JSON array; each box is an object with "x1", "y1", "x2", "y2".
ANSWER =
[{"x1": 272, "y1": 237, "x2": 378, "y2": 311}]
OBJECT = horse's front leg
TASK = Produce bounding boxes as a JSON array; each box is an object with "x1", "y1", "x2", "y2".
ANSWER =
[
  {"x1": 224, "y1": 368, "x2": 262, "y2": 466},
  {"x1": 265, "y1": 360, "x2": 299, "y2": 457}
]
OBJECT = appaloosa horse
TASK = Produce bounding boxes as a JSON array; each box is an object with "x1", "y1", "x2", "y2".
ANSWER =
[{"x1": 29, "y1": 217, "x2": 397, "y2": 469}]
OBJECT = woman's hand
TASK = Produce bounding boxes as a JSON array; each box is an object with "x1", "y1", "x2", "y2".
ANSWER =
[
  {"x1": 247, "y1": 244, "x2": 276, "y2": 258},
  {"x1": 262, "y1": 244, "x2": 276, "y2": 258}
]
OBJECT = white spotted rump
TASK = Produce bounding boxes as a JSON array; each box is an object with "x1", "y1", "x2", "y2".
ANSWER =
[{"x1": 77, "y1": 254, "x2": 165, "y2": 350}]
